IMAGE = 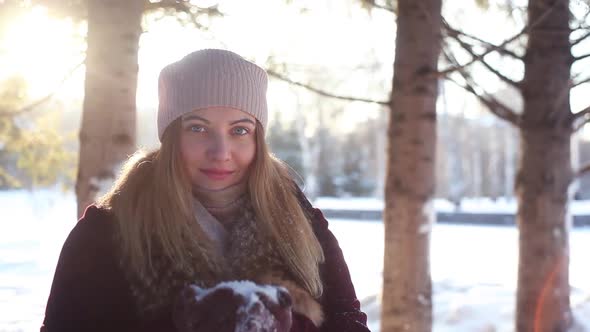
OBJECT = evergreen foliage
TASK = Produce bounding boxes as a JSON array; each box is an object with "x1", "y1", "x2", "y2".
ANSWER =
[{"x1": 0, "y1": 76, "x2": 76, "y2": 189}]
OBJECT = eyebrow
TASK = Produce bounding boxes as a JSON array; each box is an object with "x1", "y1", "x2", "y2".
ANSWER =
[
  {"x1": 182, "y1": 115, "x2": 209, "y2": 123},
  {"x1": 230, "y1": 119, "x2": 256, "y2": 126},
  {"x1": 182, "y1": 114, "x2": 256, "y2": 126}
]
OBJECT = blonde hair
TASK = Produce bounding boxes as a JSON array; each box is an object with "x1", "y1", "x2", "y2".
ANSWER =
[
  {"x1": 249, "y1": 123, "x2": 324, "y2": 297},
  {"x1": 98, "y1": 119, "x2": 324, "y2": 297}
]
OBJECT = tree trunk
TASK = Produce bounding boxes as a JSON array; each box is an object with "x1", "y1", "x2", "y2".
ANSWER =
[
  {"x1": 504, "y1": 125, "x2": 515, "y2": 198},
  {"x1": 381, "y1": 1, "x2": 441, "y2": 331},
  {"x1": 75, "y1": 0, "x2": 143, "y2": 217},
  {"x1": 516, "y1": 0, "x2": 574, "y2": 330}
]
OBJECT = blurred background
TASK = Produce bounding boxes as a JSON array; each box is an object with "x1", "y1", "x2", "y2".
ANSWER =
[{"x1": 1, "y1": 0, "x2": 590, "y2": 331}]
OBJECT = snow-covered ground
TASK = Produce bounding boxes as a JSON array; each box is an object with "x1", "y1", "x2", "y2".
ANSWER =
[
  {"x1": 1, "y1": 190, "x2": 590, "y2": 331},
  {"x1": 315, "y1": 196, "x2": 590, "y2": 215}
]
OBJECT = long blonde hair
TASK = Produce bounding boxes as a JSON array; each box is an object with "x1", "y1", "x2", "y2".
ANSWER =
[{"x1": 98, "y1": 119, "x2": 324, "y2": 297}]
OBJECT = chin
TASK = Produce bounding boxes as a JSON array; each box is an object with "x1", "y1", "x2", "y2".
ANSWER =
[
  {"x1": 208, "y1": 184, "x2": 232, "y2": 191},
  {"x1": 200, "y1": 180, "x2": 238, "y2": 191}
]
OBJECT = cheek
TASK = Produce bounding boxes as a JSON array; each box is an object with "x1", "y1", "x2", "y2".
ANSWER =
[
  {"x1": 180, "y1": 134, "x2": 203, "y2": 169},
  {"x1": 235, "y1": 139, "x2": 256, "y2": 168}
]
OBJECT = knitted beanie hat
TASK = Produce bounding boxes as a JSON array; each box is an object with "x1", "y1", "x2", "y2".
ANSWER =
[{"x1": 157, "y1": 49, "x2": 268, "y2": 141}]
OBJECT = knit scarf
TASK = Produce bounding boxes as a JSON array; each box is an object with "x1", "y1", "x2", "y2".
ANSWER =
[{"x1": 122, "y1": 186, "x2": 288, "y2": 317}]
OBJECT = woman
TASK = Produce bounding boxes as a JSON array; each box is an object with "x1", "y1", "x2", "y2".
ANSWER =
[{"x1": 42, "y1": 49, "x2": 370, "y2": 332}]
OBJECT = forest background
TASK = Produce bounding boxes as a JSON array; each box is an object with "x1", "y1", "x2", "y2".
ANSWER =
[
  {"x1": 4, "y1": 0, "x2": 590, "y2": 201},
  {"x1": 3, "y1": 0, "x2": 590, "y2": 331}
]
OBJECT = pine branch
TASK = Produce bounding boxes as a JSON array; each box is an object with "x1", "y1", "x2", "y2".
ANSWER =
[
  {"x1": 0, "y1": 93, "x2": 54, "y2": 118},
  {"x1": 442, "y1": 49, "x2": 520, "y2": 126},
  {"x1": 266, "y1": 69, "x2": 389, "y2": 106},
  {"x1": 0, "y1": 61, "x2": 83, "y2": 118}
]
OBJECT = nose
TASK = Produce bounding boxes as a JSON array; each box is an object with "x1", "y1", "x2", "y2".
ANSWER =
[{"x1": 206, "y1": 134, "x2": 231, "y2": 161}]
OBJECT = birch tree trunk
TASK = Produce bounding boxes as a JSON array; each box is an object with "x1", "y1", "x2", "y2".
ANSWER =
[
  {"x1": 516, "y1": 0, "x2": 574, "y2": 330},
  {"x1": 381, "y1": 1, "x2": 441, "y2": 331},
  {"x1": 75, "y1": 0, "x2": 143, "y2": 217}
]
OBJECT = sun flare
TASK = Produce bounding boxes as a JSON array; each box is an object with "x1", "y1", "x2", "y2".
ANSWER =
[{"x1": 0, "y1": 6, "x2": 85, "y2": 100}]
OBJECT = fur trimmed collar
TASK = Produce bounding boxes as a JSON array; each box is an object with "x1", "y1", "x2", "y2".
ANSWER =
[{"x1": 122, "y1": 197, "x2": 323, "y2": 326}]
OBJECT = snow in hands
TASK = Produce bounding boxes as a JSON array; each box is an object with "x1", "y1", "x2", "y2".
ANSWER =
[{"x1": 190, "y1": 281, "x2": 293, "y2": 332}]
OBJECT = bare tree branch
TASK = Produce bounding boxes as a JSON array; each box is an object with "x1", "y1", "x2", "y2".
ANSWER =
[
  {"x1": 362, "y1": 0, "x2": 396, "y2": 14},
  {"x1": 572, "y1": 75, "x2": 590, "y2": 88},
  {"x1": 438, "y1": 2, "x2": 559, "y2": 78},
  {"x1": 436, "y1": 44, "x2": 485, "y2": 78},
  {"x1": 0, "y1": 61, "x2": 83, "y2": 118},
  {"x1": 438, "y1": 22, "x2": 526, "y2": 77},
  {"x1": 442, "y1": 48, "x2": 521, "y2": 126},
  {"x1": 576, "y1": 162, "x2": 590, "y2": 179},
  {"x1": 572, "y1": 104, "x2": 590, "y2": 130},
  {"x1": 154, "y1": 6, "x2": 369, "y2": 110},
  {"x1": 454, "y1": 77, "x2": 520, "y2": 125},
  {"x1": 446, "y1": 32, "x2": 521, "y2": 89},
  {"x1": 573, "y1": 105, "x2": 590, "y2": 132},
  {"x1": 266, "y1": 69, "x2": 389, "y2": 106},
  {"x1": 571, "y1": 29, "x2": 590, "y2": 46},
  {"x1": 144, "y1": 0, "x2": 220, "y2": 13},
  {"x1": 574, "y1": 52, "x2": 590, "y2": 62},
  {"x1": 144, "y1": 0, "x2": 223, "y2": 29},
  {"x1": 144, "y1": 0, "x2": 188, "y2": 12},
  {"x1": 443, "y1": 19, "x2": 523, "y2": 60}
]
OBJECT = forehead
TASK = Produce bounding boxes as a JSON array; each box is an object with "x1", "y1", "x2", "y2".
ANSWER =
[{"x1": 181, "y1": 107, "x2": 255, "y2": 122}]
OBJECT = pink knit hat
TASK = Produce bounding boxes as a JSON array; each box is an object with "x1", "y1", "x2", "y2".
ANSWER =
[{"x1": 157, "y1": 49, "x2": 268, "y2": 141}]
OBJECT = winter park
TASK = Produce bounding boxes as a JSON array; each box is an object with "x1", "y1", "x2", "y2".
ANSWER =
[{"x1": 2, "y1": 1, "x2": 590, "y2": 332}]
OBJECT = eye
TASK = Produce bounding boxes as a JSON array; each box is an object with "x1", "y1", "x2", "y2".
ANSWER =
[
  {"x1": 232, "y1": 127, "x2": 250, "y2": 136},
  {"x1": 188, "y1": 125, "x2": 206, "y2": 133}
]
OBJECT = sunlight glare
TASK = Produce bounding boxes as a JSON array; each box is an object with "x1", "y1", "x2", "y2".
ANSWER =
[{"x1": 0, "y1": 6, "x2": 84, "y2": 100}]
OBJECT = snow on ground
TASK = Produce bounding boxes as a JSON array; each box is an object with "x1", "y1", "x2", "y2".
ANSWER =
[
  {"x1": 315, "y1": 196, "x2": 590, "y2": 215},
  {"x1": 0, "y1": 190, "x2": 76, "y2": 332},
  {"x1": 329, "y1": 220, "x2": 590, "y2": 332},
  {"x1": 1, "y1": 190, "x2": 590, "y2": 331}
]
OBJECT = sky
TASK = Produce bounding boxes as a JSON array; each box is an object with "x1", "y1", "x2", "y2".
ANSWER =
[
  {"x1": 0, "y1": 1, "x2": 392, "y2": 110},
  {"x1": 0, "y1": 6, "x2": 85, "y2": 100}
]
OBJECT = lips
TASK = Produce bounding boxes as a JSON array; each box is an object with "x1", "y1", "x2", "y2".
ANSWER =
[{"x1": 200, "y1": 168, "x2": 235, "y2": 180}]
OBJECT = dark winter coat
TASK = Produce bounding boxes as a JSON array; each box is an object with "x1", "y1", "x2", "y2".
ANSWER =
[{"x1": 41, "y1": 195, "x2": 370, "y2": 332}]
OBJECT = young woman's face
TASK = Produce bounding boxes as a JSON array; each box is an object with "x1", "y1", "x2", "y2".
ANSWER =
[{"x1": 179, "y1": 107, "x2": 257, "y2": 191}]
